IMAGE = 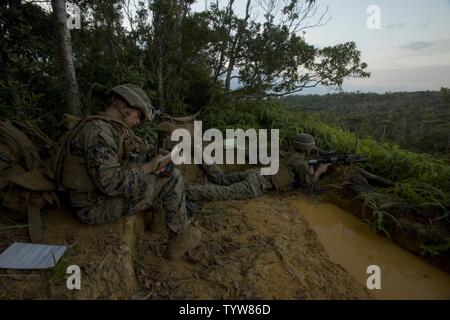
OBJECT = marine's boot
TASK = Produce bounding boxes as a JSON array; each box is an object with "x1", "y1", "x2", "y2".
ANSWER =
[
  {"x1": 167, "y1": 224, "x2": 202, "y2": 260},
  {"x1": 186, "y1": 200, "x2": 202, "y2": 216},
  {"x1": 148, "y1": 207, "x2": 167, "y2": 234},
  {"x1": 146, "y1": 208, "x2": 170, "y2": 257}
]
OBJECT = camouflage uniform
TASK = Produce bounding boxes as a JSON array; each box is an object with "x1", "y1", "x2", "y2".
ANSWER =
[
  {"x1": 68, "y1": 118, "x2": 187, "y2": 234},
  {"x1": 186, "y1": 166, "x2": 272, "y2": 201},
  {"x1": 185, "y1": 151, "x2": 315, "y2": 201}
]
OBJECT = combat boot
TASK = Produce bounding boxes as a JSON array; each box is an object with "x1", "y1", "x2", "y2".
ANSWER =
[
  {"x1": 148, "y1": 207, "x2": 167, "y2": 234},
  {"x1": 167, "y1": 224, "x2": 202, "y2": 260},
  {"x1": 144, "y1": 207, "x2": 171, "y2": 257}
]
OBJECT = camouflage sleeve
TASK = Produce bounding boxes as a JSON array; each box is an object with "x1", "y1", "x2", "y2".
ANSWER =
[
  {"x1": 288, "y1": 158, "x2": 316, "y2": 191},
  {"x1": 144, "y1": 143, "x2": 158, "y2": 160},
  {"x1": 81, "y1": 121, "x2": 146, "y2": 197}
]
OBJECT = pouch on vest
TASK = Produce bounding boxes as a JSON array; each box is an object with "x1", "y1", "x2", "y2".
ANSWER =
[
  {"x1": 269, "y1": 166, "x2": 294, "y2": 192},
  {"x1": 50, "y1": 114, "x2": 127, "y2": 192},
  {"x1": 156, "y1": 112, "x2": 200, "y2": 150},
  {"x1": 61, "y1": 155, "x2": 96, "y2": 192},
  {"x1": 269, "y1": 152, "x2": 307, "y2": 192}
]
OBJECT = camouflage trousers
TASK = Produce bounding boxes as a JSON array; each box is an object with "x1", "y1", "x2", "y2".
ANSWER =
[
  {"x1": 71, "y1": 168, "x2": 187, "y2": 234},
  {"x1": 185, "y1": 164, "x2": 273, "y2": 201}
]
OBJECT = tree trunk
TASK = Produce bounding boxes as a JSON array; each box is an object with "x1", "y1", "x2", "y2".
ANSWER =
[
  {"x1": 224, "y1": 0, "x2": 251, "y2": 94},
  {"x1": 51, "y1": 0, "x2": 81, "y2": 116},
  {"x1": 0, "y1": 47, "x2": 21, "y2": 113},
  {"x1": 166, "y1": 0, "x2": 185, "y2": 111},
  {"x1": 153, "y1": 3, "x2": 166, "y2": 114},
  {"x1": 213, "y1": 0, "x2": 235, "y2": 84},
  {"x1": 0, "y1": 2, "x2": 21, "y2": 112}
]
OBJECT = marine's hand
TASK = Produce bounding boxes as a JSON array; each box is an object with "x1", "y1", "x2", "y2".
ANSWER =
[
  {"x1": 159, "y1": 148, "x2": 170, "y2": 156},
  {"x1": 143, "y1": 155, "x2": 163, "y2": 174},
  {"x1": 314, "y1": 163, "x2": 331, "y2": 178}
]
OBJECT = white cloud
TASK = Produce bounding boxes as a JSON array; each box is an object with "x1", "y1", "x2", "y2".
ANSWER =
[
  {"x1": 386, "y1": 22, "x2": 405, "y2": 29},
  {"x1": 401, "y1": 41, "x2": 435, "y2": 51},
  {"x1": 344, "y1": 65, "x2": 450, "y2": 92}
]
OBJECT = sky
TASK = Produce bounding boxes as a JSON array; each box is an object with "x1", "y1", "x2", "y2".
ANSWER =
[{"x1": 192, "y1": 0, "x2": 450, "y2": 94}]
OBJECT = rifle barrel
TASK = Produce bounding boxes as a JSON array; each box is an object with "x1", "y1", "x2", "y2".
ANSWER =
[{"x1": 307, "y1": 155, "x2": 368, "y2": 166}]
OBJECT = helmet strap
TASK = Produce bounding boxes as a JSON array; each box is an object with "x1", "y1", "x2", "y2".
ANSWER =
[{"x1": 111, "y1": 100, "x2": 129, "y2": 124}]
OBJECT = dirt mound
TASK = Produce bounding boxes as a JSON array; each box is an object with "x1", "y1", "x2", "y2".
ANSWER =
[
  {"x1": 0, "y1": 208, "x2": 146, "y2": 299},
  {"x1": 135, "y1": 196, "x2": 372, "y2": 299},
  {"x1": 0, "y1": 164, "x2": 372, "y2": 300}
]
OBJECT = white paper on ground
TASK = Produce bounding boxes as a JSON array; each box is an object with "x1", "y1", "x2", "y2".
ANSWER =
[{"x1": 0, "y1": 242, "x2": 67, "y2": 269}]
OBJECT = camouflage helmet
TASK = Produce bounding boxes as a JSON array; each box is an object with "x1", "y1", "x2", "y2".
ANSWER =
[
  {"x1": 109, "y1": 84, "x2": 154, "y2": 121},
  {"x1": 292, "y1": 133, "x2": 316, "y2": 152}
]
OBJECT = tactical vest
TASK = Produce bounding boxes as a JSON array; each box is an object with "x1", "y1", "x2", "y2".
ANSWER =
[
  {"x1": 269, "y1": 152, "x2": 306, "y2": 192},
  {"x1": 50, "y1": 114, "x2": 128, "y2": 192}
]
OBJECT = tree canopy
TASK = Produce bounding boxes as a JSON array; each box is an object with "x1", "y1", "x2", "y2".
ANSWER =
[{"x1": 0, "y1": 0, "x2": 369, "y2": 125}]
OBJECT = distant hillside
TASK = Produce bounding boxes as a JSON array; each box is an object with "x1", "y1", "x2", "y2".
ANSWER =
[{"x1": 281, "y1": 89, "x2": 450, "y2": 157}]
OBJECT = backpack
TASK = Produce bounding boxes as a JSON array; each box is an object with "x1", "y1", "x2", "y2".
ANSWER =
[{"x1": 0, "y1": 119, "x2": 58, "y2": 243}]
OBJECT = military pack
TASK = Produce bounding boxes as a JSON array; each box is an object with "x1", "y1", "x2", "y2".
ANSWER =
[{"x1": 0, "y1": 119, "x2": 58, "y2": 243}]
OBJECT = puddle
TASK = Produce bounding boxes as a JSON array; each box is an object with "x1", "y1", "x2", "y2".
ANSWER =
[{"x1": 290, "y1": 196, "x2": 450, "y2": 300}]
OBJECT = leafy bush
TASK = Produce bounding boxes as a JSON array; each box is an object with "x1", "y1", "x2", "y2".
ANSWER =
[{"x1": 203, "y1": 99, "x2": 450, "y2": 219}]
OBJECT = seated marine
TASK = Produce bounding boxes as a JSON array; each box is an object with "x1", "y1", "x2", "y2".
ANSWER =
[{"x1": 55, "y1": 84, "x2": 201, "y2": 260}]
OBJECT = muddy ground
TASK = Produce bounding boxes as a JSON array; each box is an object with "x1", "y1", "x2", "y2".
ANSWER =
[{"x1": 0, "y1": 164, "x2": 372, "y2": 299}]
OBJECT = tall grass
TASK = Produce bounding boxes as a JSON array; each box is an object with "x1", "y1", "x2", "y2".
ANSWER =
[{"x1": 202, "y1": 99, "x2": 450, "y2": 219}]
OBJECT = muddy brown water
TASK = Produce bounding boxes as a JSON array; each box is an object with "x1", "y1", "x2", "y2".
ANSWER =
[{"x1": 290, "y1": 196, "x2": 450, "y2": 300}]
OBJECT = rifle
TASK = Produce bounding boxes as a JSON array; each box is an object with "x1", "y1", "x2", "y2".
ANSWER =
[{"x1": 307, "y1": 153, "x2": 368, "y2": 166}]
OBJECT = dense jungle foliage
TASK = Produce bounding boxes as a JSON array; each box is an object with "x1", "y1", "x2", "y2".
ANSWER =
[
  {"x1": 281, "y1": 90, "x2": 450, "y2": 157},
  {"x1": 204, "y1": 100, "x2": 450, "y2": 254}
]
